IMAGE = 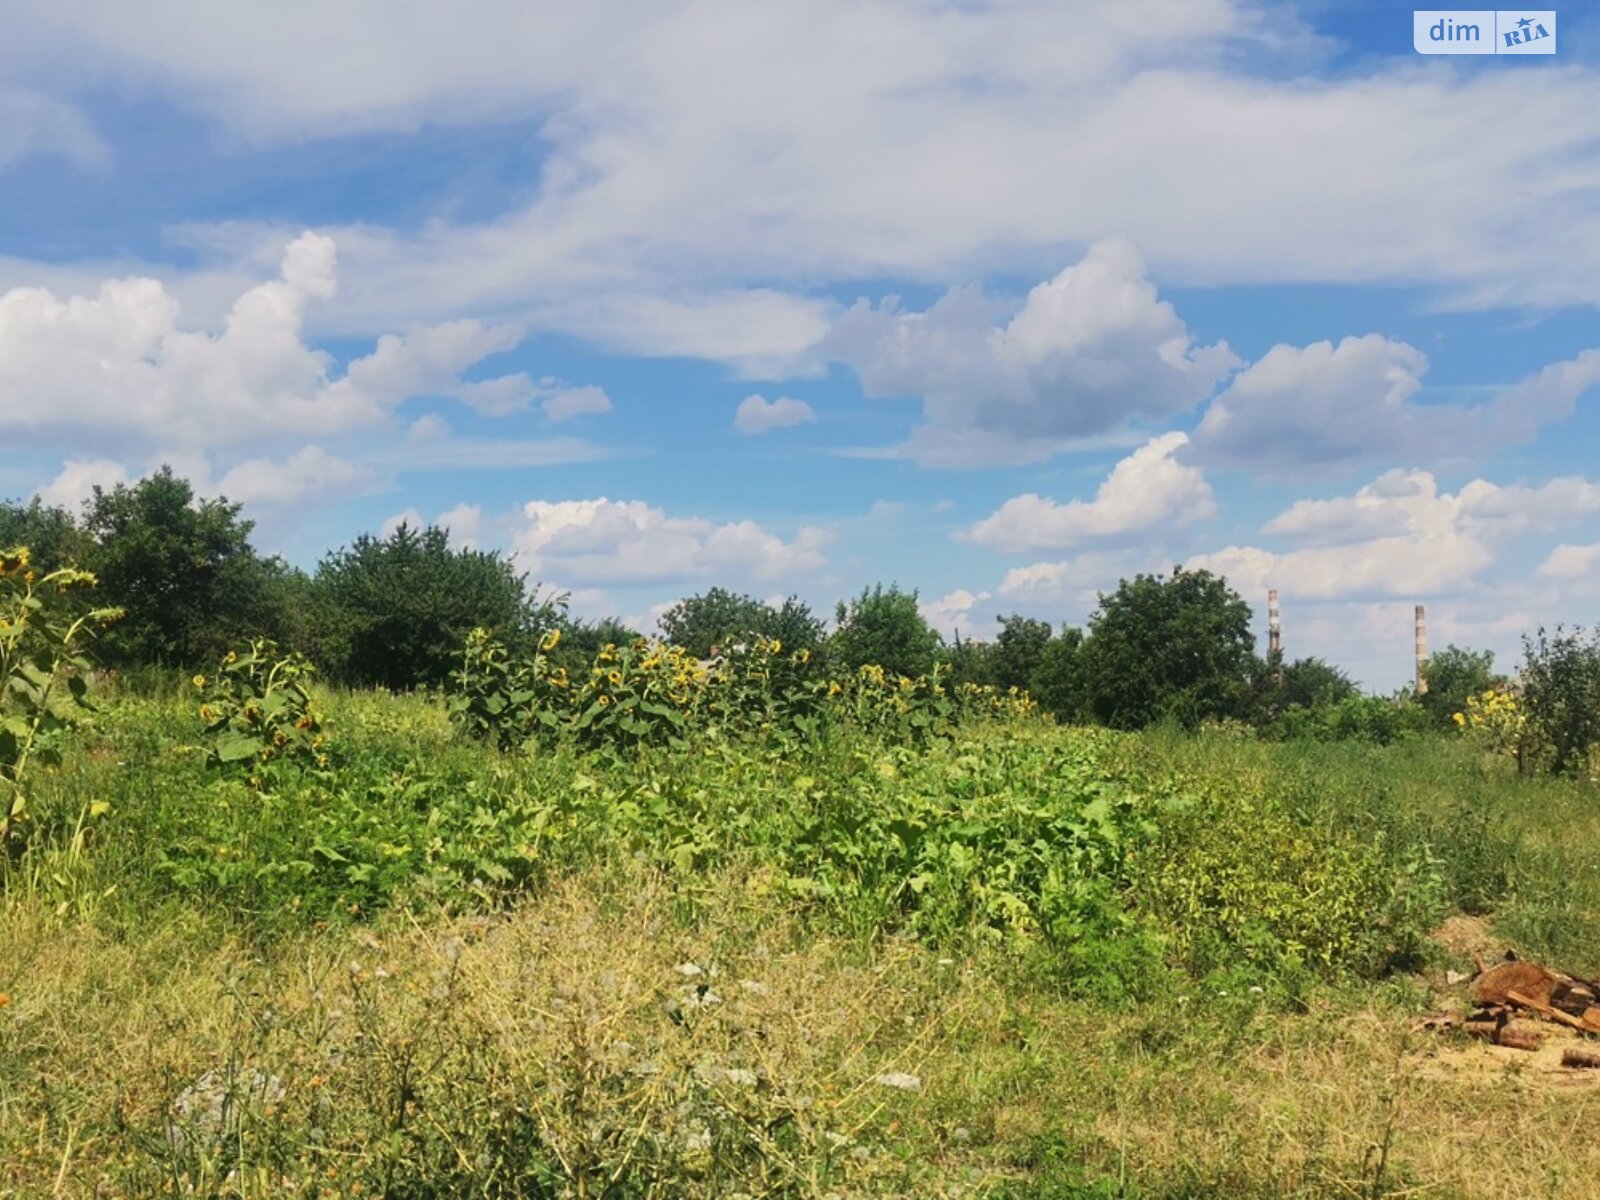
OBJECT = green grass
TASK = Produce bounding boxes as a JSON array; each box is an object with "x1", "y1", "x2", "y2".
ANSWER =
[{"x1": 3, "y1": 687, "x2": 1598, "y2": 1197}]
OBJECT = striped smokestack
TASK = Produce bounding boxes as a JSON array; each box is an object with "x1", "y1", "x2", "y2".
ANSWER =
[
  {"x1": 1414, "y1": 604, "x2": 1428, "y2": 695},
  {"x1": 1268, "y1": 589, "x2": 1280, "y2": 657}
]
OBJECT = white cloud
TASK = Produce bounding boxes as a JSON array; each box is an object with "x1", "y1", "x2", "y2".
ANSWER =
[
  {"x1": 215, "y1": 445, "x2": 377, "y2": 507},
  {"x1": 382, "y1": 502, "x2": 485, "y2": 548},
  {"x1": 1191, "y1": 338, "x2": 1600, "y2": 474},
  {"x1": 826, "y1": 240, "x2": 1237, "y2": 465},
  {"x1": 0, "y1": 86, "x2": 107, "y2": 170},
  {"x1": 37, "y1": 458, "x2": 127, "y2": 511},
  {"x1": 541, "y1": 384, "x2": 613, "y2": 423},
  {"x1": 1538, "y1": 543, "x2": 1600, "y2": 580},
  {"x1": 918, "y1": 588, "x2": 991, "y2": 638},
  {"x1": 961, "y1": 432, "x2": 1213, "y2": 552},
  {"x1": 734, "y1": 394, "x2": 816, "y2": 435},
  {"x1": 1188, "y1": 469, "x2": 1600, "y2": 601},
  {"x1": 9, "y1": 3, "x2": 1599, "y2": 356},
  {"x1": 509, "y1": 498, "x2": 831, "y2": 587},
  {"x1": 0, "y1": 233, "x2": 544, "y2": 448}
]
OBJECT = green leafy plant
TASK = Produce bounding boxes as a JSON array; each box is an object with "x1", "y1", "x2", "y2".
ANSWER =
[
  {"x1": 194, "y1": 638, "x2": 329, "y2": 787},
  {"x1": 1, "y1": 548, "x2": 122, "y2": 851}
]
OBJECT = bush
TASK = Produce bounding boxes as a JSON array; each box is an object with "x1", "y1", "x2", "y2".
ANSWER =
[
  {"x1": 1272, "y1": 695, "x2": 1428, "y2": 745},
  {"x1": 1519, "y1": 624, "x2": 1600, "y2": 776}
]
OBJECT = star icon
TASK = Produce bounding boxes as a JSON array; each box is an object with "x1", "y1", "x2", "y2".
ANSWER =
[{"x1": 1517, "y1": 16, "x2": 1533, "y2": 30}]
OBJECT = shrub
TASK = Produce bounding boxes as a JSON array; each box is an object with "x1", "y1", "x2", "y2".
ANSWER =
[
  {"x1": 1272, "y1": 695, "x2": 1427, "y2": 745},
  {"x1": 1519, "y1": 624, "x2": 1600, "y2": 776}
]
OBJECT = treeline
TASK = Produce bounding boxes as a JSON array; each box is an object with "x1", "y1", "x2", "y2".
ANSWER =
[{"x1": 2, "y1": 467, "x2": 1497, "y2": 735}]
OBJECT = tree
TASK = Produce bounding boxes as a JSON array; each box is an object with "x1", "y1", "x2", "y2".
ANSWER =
[
  {"x1": 1280, "y1": 657, "x2": 1360, "y2": 710},
  {"x1": 1077, "y1": 567, "x2": 1255, "y2": 730},
  {"x1": 937, "y1": 632, "x2": 995, "y2": 688},
  {"x1": 1519, "y1": 625, "x2": 1600, "y2": 776},
  {"x1": 1418, "y1": 644, "x2": 1501, "y2": 729},
  {"x1": 1031, "y1": 626, "x2": 1087, "y2": 722},
  {"x1": 0, "y1": 498, "x2": 90, "y2": 573},
  {"x1": 829, "y1": 584, "x2": 941, "y2": 678},
  {"x1": 80, "y1": 467, "x2": 292, "y2": 667},
  {"x1": 659, "y1": 588, "x2": 823, "y2": 658},
  {"x1": 312, "y1": 522, "x2": 555, "y2": 690},
  {"x1": 989, "y1": 614, "x2": 1053, "y2": 692}
]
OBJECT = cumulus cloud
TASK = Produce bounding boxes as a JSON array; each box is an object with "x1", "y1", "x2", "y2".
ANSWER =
[
  {"x1": 960, "y1": 432, "x2": 1214, "y2": 552},
  {"x1": 382, "y1": 502, "x2": 485, "y2": 548},
  {"x1": 37, "y1": 458, "x2": 128, "y2": 511},
  {"x1": 540, "y1": 384, "x2": 613, "y2": 423},
  {"x1": 0, "y1": 233, "x2": 567, "y2": 448},
  {"x1": 1538, "y1": 543, "x2": 1600, "y2": 579},
  {"x1": 1190, "y1": 338, "x2": 1600, "y2": 475},
  {"x1": 509, "y1": 498, "x2": 831, "y2": 587},
  {"x1": 215, "y1": 445, "x2": 377, "y2": 507},
  {"x1": 826, "y1": 239, "x2": 1237, "y2": 466},
  {"x1": 918, "y1": 588, "x2": 991, "y2": 638},
  {"x1": 734, "y1": 394, "x2": 816, "y2": 435},
  {"x1": 1187, "y1": 469, "x2": 1600, "y2": 601}
]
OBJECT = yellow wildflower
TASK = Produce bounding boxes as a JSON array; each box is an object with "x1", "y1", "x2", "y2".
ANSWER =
[{"x1": 192, "y1": 674, "x2": 207, "y2": 690}]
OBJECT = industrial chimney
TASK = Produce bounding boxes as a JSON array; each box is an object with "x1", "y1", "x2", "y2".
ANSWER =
[{"x1": 1414, "y1": 604, "x2": 1428, "y2": 695}]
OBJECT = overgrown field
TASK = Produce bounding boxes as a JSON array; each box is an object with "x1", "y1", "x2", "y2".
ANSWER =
[
  {"x1": 9, "y1": 684, "x2": 1600, "y2": 1200},
  {"x1": 5, "y1": 683, "x2": 1600, "y2": 1198}
]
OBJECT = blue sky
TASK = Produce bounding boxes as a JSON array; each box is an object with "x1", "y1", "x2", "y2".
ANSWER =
[{"x1": 1, "y1": 1, "x2": 1597, "y2": 688}]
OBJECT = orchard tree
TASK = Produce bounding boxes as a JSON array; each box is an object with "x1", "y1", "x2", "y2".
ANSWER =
[
  {"x1": 989, "y1": 613, "x2": 1053, "y2": 692},
  {"x1": 659, "y1": 588, "x2": 823, "y2": 657},
  {"x1": 0, "y1": 498, "x2": 90, "y2": 573},
  {"x1": 830, "y1": 584, "x2": 941, "y2": 678},
  {"x1": 312, "y1": 522, "x2": 556, "y2": 690},
  {"x1": 1078, "y1": 567, "x2": 1255, "y2": 729},
  {"x1": 80, "y1": 467, "x2": 295, "y2": 666},
  {"x1": 1519, "y1": 625, "x2": 1600, "y2": 776},
  {"x1": 1031, "y1": 626, "x2": 1087, "y2": 722},
  {"x1": 1419, "y1": 644, "x2": 1501, "y2": 729}
]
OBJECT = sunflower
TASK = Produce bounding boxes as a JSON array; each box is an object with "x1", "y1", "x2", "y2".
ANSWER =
[{"x1": 540, "y1": 628, "x2": 562, "y2": 652}]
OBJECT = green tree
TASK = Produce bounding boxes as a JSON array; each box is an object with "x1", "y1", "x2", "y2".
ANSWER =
[
  {"x1": 80, "y1": 467, "x2": 292, "y2": 667},
  {"x1": 0, "y1": 498, "x2": 90, "y2": 573},
  {"x1": 1077, "y1": 567, "x2": 1255, "y2": 730},
  {"x1": 989, "y1": 613, "x2": 1053, "y2": 692},
  {"x1": 1418, "y1": 644, "x2": 1501, "y2": 729},
  {"x1": 937, "y1": 632, "x2": 995, "y2": 688},
  {"x1": 659, "y1": 588, "x2": 823, "y2": 658},
  {"x1": 1031, "y1": 626, "x2": 1087, "y2": 722},
  {"x1": 312, "y1": 522, "x2": 556, "y2": 690},
  {"x1": 1519, "y1": 625, "x2": 1600, "y2": 776},
  {"x1": 829, "y1": 584, "x2": 941, "y2": 678}
]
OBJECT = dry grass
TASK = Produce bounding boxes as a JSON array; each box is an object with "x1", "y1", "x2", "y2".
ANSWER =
[{"x1": 6, "y1": 877, "x2": 1600, "y2": 1198}]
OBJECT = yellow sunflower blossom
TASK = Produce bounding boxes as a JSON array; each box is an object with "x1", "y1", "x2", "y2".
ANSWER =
[
  {"x1": 192, "y1": 674, "x2": 207, "y2": 690},
  {"x1": 540, "y1": 628, "x2": 562, "y2": 652}
]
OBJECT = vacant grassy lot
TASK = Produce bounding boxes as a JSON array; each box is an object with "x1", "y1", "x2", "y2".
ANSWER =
[{"x1": 4, "y1": 687, "x2": 1599, "y2": 1198}]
